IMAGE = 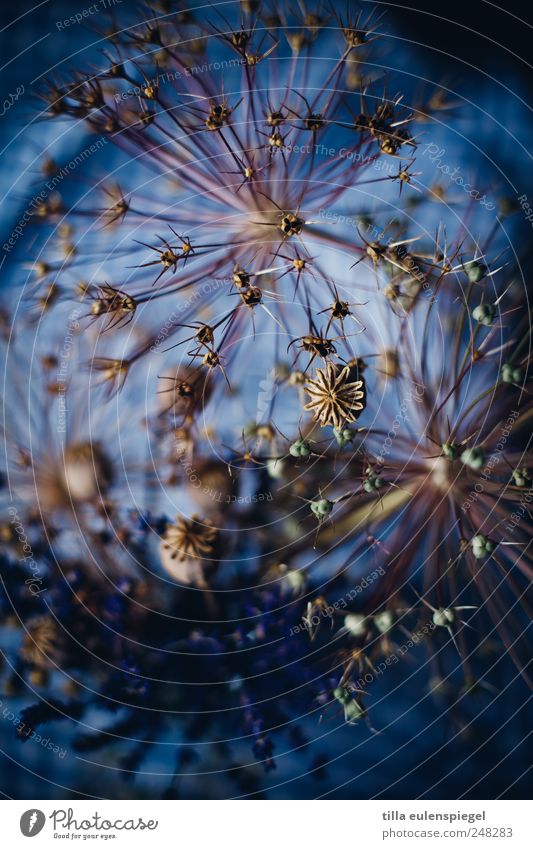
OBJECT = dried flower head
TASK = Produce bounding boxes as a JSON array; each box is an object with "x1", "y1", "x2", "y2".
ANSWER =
[
  {"x1": 20, "y1": 616, "x2": 62, "y2": 669},
  {"x1": 160, "y1": 514, "x2": 217, "y2": 563},
  {"x1": 304, "y1": 363, "x2": 366, "y2": 428},
  {"x1": 1, "y1": 0, "x2": 530, "y2": 797}
]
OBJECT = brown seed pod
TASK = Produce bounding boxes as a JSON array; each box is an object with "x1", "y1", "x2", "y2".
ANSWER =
[{"x1": 304, "y1": 363, "x2": 366, "y2": 429}]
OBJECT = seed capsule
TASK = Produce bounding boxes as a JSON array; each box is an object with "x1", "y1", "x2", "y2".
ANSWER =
[
  {"x1": 363, "y1": 468, "x2": 385, "y2": 492},
  {"x1": 310, "y1": 497, "x2": 333, "y2": 518},
  {"x1": 333, "y1": 686, "x2": 351, "y2": 705},
  {"x1": 334, "y1": 427, "x2": 354, "y2": 448},
  {"x1": 501, "y1": 363, "x2": 524, "y2": 384},
  {"x1": 471, "y1": 533, "x2": 494, "y2": 559},
  {"x1": 433, "y1": 608, "x2": 455, "y2": 627},
  {"x1": 461, "y1": 447, "x2": 485, "y2": 470},
  {"x1": 512, "y1": 468, "x2": 531, "y2": 487},
  {"x1": 442, "y1": 442, "x2": 458, "y2": 460},
  {"x1": 466, "y1": 260, "x2": 487, "y2": 283},
  {"x1": 289, "y1": 437, "x2": 311, "y2": 458},
  {"x1": 233, "y1": 268, "x2": 250, "y2": 289},
  {"x1": 344, "y1": 700, "x2": 366, "y2": 723},
  {"x1": 472, "y1": 303, "x2": 495, "y2": 326},
  {"x1": 280, "y1": 213, "x2": 304, "y2": 236}
]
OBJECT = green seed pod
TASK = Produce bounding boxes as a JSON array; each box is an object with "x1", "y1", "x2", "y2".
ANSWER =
[
  {"x1": 333, "y1": 685, "x2": 351, "y2": 705},
  {"x1": 433, "y1": 607, "x2": 455, "y2": 627},
  {"x1": 502, "y1": 363, "x2": 524, "y2": 384},
  {"x1": 363, "y1": 469, "x2": 385, "y2": 492},
  {"x1": 466, "y1": 261, "x2": 487, "y2": 283},
  {"x1": 344, "y1": 700, "x2": 366, "y2": 723},
  {"x1": 471, "y1": 533, "x2": 494, "y2": 559},
  {"x1": 472, "y1": 303, "x2": 495, "y2": 326},
  {"x1": 311, "y1": 497, "x2": 333, "y2": 518},
  {"x1": 374, "y1": 610, "x2": 394, "y2": 633},
  {"x1": 344, "y1": 613, "x2": 368, "y2": 636},
  {"x1": 512, "y1": 468, "x2": 531, "y2": 488},
  {"x1": 333, "y1": 426, "x2": 354, "y2": 448},
  {"x1": 501, "y1": 364, "x2": 513, "y2": 383},
  {"x1": 460, "y1": 446, "x2": 485, "y2": 470},
  {"x1": 289, "y1": 437, "x2": 311, "y2": 458},
  {"x1": 442, "y1": 442, "x2": 458, "y2": 460}
]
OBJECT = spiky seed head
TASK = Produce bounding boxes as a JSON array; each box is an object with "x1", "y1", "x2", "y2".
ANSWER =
[
  {"x1": 280, "y1": 213, "x2": 304, "y2": 236},
  {"x1": 233, "y1": 268, "x2": 250, "y2": 288},
  {"x1": 241, "y1": 286, "x2": 262, "y2": 306}
]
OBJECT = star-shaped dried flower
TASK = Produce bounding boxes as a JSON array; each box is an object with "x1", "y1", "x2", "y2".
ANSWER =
[
  {"x1": 161, "y1": 515, "x2": 217, "y2": 562},
  {"x1": 304, "y1": 363, "x2": 365, "y2": 428},
  {"x1": 20, "y1": 616, "x2": 62, "y2": 668}
]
